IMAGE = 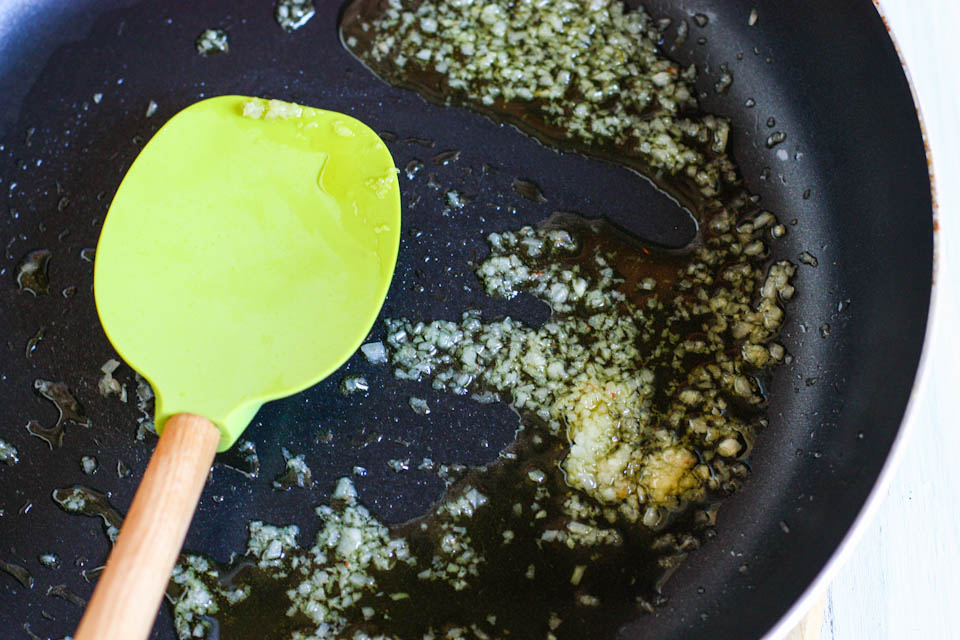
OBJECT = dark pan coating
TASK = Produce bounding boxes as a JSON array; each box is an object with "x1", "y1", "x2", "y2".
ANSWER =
[{"x1": 0, "y1": 1, "x2": 932, "y2": 638}]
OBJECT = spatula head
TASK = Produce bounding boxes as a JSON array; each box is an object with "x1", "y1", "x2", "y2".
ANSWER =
[{"x1": 94, "y1": 96, "x2": 401, "y2": 451}]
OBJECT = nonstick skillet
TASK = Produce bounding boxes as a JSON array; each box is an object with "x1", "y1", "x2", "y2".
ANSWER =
[{"x1": 0, "y1": 1, "x2": 934, "y2": 639}]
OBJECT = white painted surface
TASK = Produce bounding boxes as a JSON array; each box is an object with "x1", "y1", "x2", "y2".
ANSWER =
[{"x1": 819, "y1": 1, "x2": 960, "y2": 639}]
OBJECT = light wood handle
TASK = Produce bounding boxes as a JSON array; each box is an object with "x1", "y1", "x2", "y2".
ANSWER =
[{"x1": 74, "y1": 413, "x2": 221, "y2": 640}]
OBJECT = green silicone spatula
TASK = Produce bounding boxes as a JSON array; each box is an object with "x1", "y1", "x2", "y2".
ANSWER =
[{"x1": 76, "y1": 95, "x2": 400, "y2": 640}]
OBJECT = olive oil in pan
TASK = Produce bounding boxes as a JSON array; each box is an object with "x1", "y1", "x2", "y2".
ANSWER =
[
  {"x1": 0, "y1": 560, "x2": 34, "y2": 589},
  {"x1": 52, "y1": 485, "x2": 124, "y2": 542},
  {"x1": 162, "y1": 206, "x2": 783, "y2": 639},
  {"x1": 340, "y1": 0, "x2": 736, "y2": 227},
  {"x1": 25, "y1": 381, "x2": 91, "y2": 449},
  {"x1": 353, "y1": 433, "x2": 719, "y2": 639},
  {"x1": 167, "y1": 439, "x2": 718, "y2": 640},
  {"x1": 160, "y1": 3, "x2": 795, "y2": 634},
  {"x1": 16, "y1": 249, "x2": 52, "y2": 296},
  {"x1": 63, "y1": 3, "x2": 793, "y2": 637}
]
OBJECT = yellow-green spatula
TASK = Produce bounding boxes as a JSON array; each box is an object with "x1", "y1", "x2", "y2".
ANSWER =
[{"x1": 77, "y1": 95, "x2": 400, "y2": 640}]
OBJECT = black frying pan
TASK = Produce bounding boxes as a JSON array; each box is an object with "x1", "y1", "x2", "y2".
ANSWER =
[{"x1": 0, "y1": 1, "x2": 933, "y2": 639}]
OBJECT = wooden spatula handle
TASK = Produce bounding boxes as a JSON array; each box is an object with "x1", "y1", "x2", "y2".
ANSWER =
[{"x1": 74, "y1": 412, "x2": 221, "y2": 640}]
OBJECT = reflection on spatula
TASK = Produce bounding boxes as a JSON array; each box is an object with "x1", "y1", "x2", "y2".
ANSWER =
[{"x1": 77, "y1": 96, "x2": 401, "y2": 640}]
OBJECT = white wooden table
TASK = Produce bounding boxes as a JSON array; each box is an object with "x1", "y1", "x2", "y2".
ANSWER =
[{"x1": 796, "y1": 1, "x2": 960, "y2": 638}]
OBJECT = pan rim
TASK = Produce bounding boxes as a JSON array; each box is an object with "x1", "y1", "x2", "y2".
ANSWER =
[{"x1": 760, "y1": 0, "x2": 940, "y2": 637}]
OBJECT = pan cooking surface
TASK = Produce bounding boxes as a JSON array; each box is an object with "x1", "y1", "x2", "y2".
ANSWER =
[{"x1": 0, "y1": 1, "x2": 931, "y2": 638}]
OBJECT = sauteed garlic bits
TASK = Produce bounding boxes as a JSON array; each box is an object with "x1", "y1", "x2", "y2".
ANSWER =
[
  {"x1": 168, "y1": 210, "x2": 795, "y2": 639},
  {"x1": 166, "y1": 2, "x2": 797, "y2": 638},
  {"x1": 340, "y1": 0, "x2": 795, "y2": 517},
  {"x1": 385, "y1": 214, "x2": 793, "y2": 518},
  {"x1": 342, "y1": 0, "x2": 733, "y2": 207}
]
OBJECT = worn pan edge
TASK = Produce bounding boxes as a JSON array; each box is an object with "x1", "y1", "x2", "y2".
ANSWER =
[{"x1": 761, "y1": 1, "x2": 940, "y2": 636}]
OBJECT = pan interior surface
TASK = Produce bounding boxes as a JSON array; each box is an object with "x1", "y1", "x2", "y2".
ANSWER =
[{"x1": 0, "y1": 1, "x2": 932, "y2": 639}]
